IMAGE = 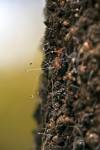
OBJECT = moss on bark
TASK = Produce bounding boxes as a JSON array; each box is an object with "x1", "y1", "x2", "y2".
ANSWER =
[{"x1": 35, "y1": 0, "x2": 100, "y2": 150}]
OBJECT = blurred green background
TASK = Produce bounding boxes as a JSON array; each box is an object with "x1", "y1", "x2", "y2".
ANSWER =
[
  {"x1": 0, "y1": 51, "x2": 43, "y2": 150},
  {"x1": 0, "y1": 0, "x2": 44, "y2": 149}
]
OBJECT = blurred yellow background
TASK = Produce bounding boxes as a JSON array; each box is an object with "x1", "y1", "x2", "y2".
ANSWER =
[{"x1": 0, "y1": 0, "x2": 45, "y2": 149}]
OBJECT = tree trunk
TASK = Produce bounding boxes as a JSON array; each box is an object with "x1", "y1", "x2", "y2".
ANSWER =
[{"x1": 38, "y1": 0, "x2": 100, "y2": 150}]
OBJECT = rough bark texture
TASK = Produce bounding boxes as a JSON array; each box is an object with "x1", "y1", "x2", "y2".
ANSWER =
[{"x1": 36, "y1": 0, "x2": 100, "y2": 150}]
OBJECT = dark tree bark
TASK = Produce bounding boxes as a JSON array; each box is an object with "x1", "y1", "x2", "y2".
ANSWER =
[{"x1": 36, "y1": 0, "x2": 100, "y2": 150}]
